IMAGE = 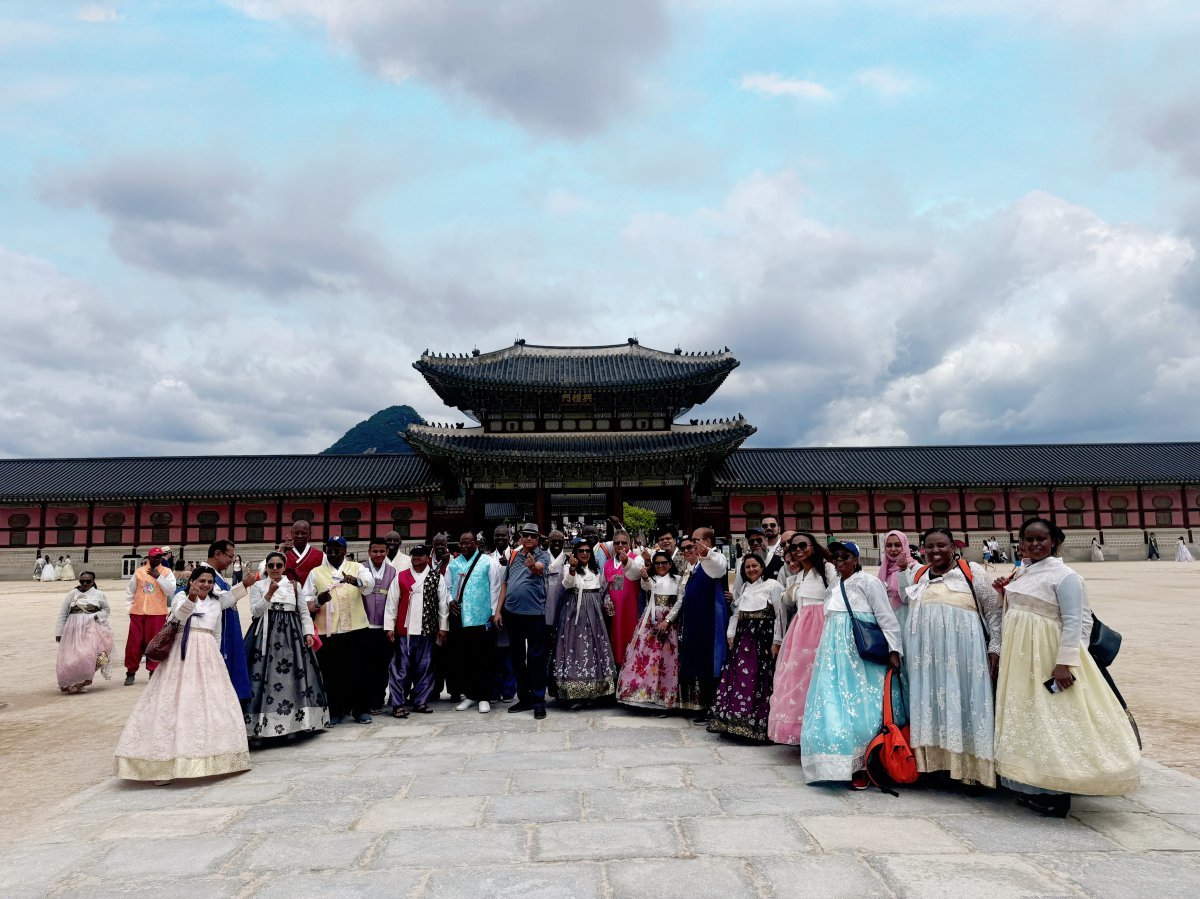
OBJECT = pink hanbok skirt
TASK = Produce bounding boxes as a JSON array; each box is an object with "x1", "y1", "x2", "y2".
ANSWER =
[
  {"x1": 766, "y1": 603, "x2": 825, "y2": 745},
  {"x1": 57, "y1": 613, "x2": 114, "y2": 693},
  {"x1": 616, "y1": 601, "x2": 681, "y2": 710},
  {"x1": 114, "y1": 627, "x2": 250, "y2": 781}
]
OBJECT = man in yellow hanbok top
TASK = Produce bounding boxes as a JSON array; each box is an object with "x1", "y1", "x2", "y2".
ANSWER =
[{"x1": 302, "y1": 536, "x2": 375, "y2": 725}]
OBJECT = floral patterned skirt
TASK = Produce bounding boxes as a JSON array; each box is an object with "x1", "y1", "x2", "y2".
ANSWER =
[
  {"x1": 550, "y1": 589, "x2": 617, "y2": 700},
  {"x1": 616, "y1": 599, "x2": 681, "y2": 710},
  {"x1": 245, "y1": 608, "x2": 329, "y2": 738},
  {"x1": 906, "y1": 598, "x2": 996, "y2": 785},
  {"x1": 800, "y1": 610, "x2": 890, "y2": 783},
  {"x1": 995, "y1": 607, "x2": 1140, "y2": 795},
  {"x1": 708, "y1": 608, "x2": 777, "y2": 742},
  {"x1": 767, "y1": 603, "x2": 824, "y2": 745}
]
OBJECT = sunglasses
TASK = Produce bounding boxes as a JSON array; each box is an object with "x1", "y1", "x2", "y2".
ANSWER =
[
  {"x1": 266, "y1": 563, "x2": 285, "y2": 570},
  {"x1": 654, "y1": 560, "x2": 672, "y2": 566},
  {"x1": 576, "y1": 548, "x2": 592, "y2": 554},
  {"x1": 789, "y1": 541, "x2": 810, "y2": 551},
  {"x1": 831, "y1": 553, "x2": 855, "y2": 561}
]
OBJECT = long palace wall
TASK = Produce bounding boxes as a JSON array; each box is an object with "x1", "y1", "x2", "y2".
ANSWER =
[{"x1": 3, "y1": 483, "x2": 1195, "y2": 576}]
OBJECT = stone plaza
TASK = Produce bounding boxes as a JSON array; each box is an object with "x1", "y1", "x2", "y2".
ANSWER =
[{"x1": 3, "y1": 698, "x2": 1200, "y2": 898}]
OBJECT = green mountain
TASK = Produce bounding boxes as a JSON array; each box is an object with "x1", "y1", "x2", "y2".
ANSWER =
[{"x1": 322, "y1": 405, "x2": 426, "y2": 455}]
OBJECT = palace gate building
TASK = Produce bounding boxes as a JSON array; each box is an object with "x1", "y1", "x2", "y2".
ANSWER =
[{"x1": 1, "y1": 340, "x2": 1197, "y2": 576}]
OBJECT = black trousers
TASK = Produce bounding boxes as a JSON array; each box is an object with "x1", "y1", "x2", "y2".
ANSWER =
[
  {"x1": 317, "y1": 628, "x2": 372, "y2": 717},
  {"x1": 458, "y1": 625, "x2": 496, "y2": 702},
  {"x1": 434, "y1": 612, "x2": 467, "y2": 700},
  {"x1": 504, "y1": 609, "x2": 548, "y2": 703}
]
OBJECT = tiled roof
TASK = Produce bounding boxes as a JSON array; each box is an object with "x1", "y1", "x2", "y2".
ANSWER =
[
  {"x1": 406, "y1": 419, "x2": 756, "y2": 462},
  {"x1": 0, "y1": 454, "x2": 440, "y2": 502},
  {"x1": 715, "y1": 443, "x2": 1200, "y2": 489},
  {"x1": 415, "y1": 340, "x2": 738, "y2": 397}
]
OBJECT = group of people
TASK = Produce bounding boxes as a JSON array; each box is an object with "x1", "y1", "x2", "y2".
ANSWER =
[
  {"x1": 49, "y1": 515, "x2": 1141, "y2": 815},
  {"x1": 33, "y1": 554, "x2": 74, "y2": 582}
]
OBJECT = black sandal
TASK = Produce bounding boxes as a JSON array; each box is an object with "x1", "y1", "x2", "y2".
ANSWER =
[
  {"x1": 413, "y1": 705, "x2": 433, "y2": 714},
  {"x1": 392, "y1": 707, "x2": 409, "y2": 719}
]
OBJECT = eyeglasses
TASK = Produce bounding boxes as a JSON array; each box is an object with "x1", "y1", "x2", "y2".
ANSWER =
[
  {"x1": 831, "y1": 553, "x2": 854, "y2": 561},
  {"x1": 680, "y1": 544, "x2": 695, "y2": 552},
  {"x1": 613, "y1": 541, "x2": 630, "y2": 546},
  {"x1": 266, "y1": 563, "x2": 285, "y2": 570},
  {"x1": 654, "y1": 560, "x2": 672, "y2": 566}
]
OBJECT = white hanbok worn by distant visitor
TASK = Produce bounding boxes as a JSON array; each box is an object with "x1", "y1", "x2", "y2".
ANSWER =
[
  {"x1": 1175, "y1": 540, "x2": 1194, "y2": 563},
  {"x1": 40, "y1": 562, "x2": 58, "y2": 582}
]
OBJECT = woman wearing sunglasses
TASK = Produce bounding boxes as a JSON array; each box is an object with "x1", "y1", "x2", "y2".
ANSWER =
[
  {"x1": 801, "y1": 541, "x2": 903, "y2": 786},
  {"x1": 767, "y1": 534, "x2": 834, "y2": 746},
  {"x1": 552, "y1": 542, "x2": 618, "y2": 705},
  {"x1": 244, "y1": 551, "x2": 329, "y2": 740},
  {"x1": 616, "y1": 551, "x2": 683, "y2": 711},
  {"x1": 604, "y1": 531, "x2": 644, "y2": 669}
]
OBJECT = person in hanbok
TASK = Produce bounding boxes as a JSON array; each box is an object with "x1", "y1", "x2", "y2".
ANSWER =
[
  {"x1": 677, "y1": 528, "x2": 731, "y2": 723},
  {"x1": 33, "y1": 555, "x2": 45, "y2": 580},
  {"x1": 54, "y1": 572, "x2": 114, "y2": 693},
  {"x1": 603, "y1": 531, "x2": 644, "y2": 669},
  {"x1": 878, "y1": 529, "x2": 916, "y2": 632},
  {"x1": 801, "y1": 541, "x2": 903, "y2": 786},
  {"x1": 1090, "y1": 538, "x2": 1104, "y2": 562},
  {"x1": 708, "y1": 554, "x2": 785, "y2": 742},
  {"x1": 386, "y1": 545, "x2": 450, "y2": 717},
  {"x1": 114, "y1": 565, "x2": 251, "y2": 783},
  {"x1": 59, "y1": 555, "x2": 75, "y2": 581},
  {"x1": 40, "y1": 555, "x2": 57, "y2": 582},
  {"x1": 905, "y1": 528, "x2": 1002, "y2": 786},
  {"x1": 244, "y1": 552, "x2": 328, "y2": 740},
  {"x1": 768, "y1": 533, "x2": 834, "y2": 745},
  {"x1": 992, "y1": 518, "x2": 1140, "y2": 817},
  {"x1": 616, "y1": 551, "x2": 682, "y2": 711},
  {"x1": 553, "y1": 542, "x2": 617, "y2": 704},
  {"x1": 1175, "y1": 537, "x2": 1194, "y2": 562}
]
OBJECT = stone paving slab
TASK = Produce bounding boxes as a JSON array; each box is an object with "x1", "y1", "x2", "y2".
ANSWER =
[{"x1": 4, "y1": 702, "x2": 1200, "y2": 896}]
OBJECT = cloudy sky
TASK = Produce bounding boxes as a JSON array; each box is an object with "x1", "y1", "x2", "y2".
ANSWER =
[{"x1": 4, "y1": 0, "x2": 1200, "y2": 458}]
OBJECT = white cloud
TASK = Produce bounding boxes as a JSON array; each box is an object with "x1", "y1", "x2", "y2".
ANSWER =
[
  {"x1": 739, "y1": 72, "x2": 832, "y2": 100},
  {"x1": 75, "y1": 4, "x2": 120, "y2": 22},
  {"x1": 624, "y1": 172, "x2": 1200, "y2": 447},
  {"x1": 855, "y1": 67, "x2": 917, "y2": 97},
  {"x1": 226, "y1": 0, "x2": 670, "y2": 137}
]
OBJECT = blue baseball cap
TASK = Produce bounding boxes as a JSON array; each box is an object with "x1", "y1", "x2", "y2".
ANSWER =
[
  {"x1": 829, "y1": 540, "x2": 860, "y2": 558},
  {"x1": 325, "y1": 536, "x2": 348, "y2": 548}
]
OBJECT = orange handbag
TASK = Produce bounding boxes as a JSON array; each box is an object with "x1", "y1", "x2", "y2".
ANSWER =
[{"x1": 863, "y1": 668, "x2": 919, "y2": 794}]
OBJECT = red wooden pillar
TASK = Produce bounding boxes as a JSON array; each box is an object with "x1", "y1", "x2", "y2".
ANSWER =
[
  {"x1": 133, "y1": 500, "x2": 143, "y2": 552},
  {"x1": 535, "y1": 486, "x2": 549, "y2": 532},
  {"x1": 84, "y1": 501, "x2": 95, "y2": 563}
]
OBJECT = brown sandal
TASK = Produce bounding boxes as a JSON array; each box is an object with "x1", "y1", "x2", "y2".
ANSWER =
[{"x1": 392, "y1": 707, "x2": 409, "y2": 719}]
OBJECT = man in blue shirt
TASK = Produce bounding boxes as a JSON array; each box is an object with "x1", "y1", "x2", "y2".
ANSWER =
[{"x1": 495, "y1": 522, "x2": 552, "y2": 719}]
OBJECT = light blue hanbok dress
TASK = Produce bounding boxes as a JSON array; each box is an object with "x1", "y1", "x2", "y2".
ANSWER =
[
  {"x1": 904, "y1": 562, "x2": 1003, "y2": 786},
  {"x1": 801, "y1": 571, "x2": 904, "y2": 783}
]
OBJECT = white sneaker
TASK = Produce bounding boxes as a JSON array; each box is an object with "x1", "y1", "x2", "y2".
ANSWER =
[
  {"x1": 478, "y1": 701, "x2": 491, "y2": 714},
  {"x1": 455, "y1": 699, "x2": 475, "y2": 711}
]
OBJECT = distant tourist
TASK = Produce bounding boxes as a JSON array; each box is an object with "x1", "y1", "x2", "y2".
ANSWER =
[
  {"x1": 303, "y1": 536, "x2": 375, "y2": 725},
  {"x1": 385, "y1": 545, "x2": 448, "y2": 718},
  {"x1": 33, "y1": 554, "x2": 44, "y2": 580},
  {"x1": 59, "y1": 554, "x2": 75, "y2": 581},
  {"x1": 992, "y1": 518, "x2": 1140, "y2": 817},
  {"x1": 114, "y1": 565, "x2": 250, "y2": 783},
  {"x1": 245, "y1": 551, "x2": 327, "y2": 740},
  {"x1": 553, "y1": 541, "x2": 617, "y2": 706},
  {"x1": 1090, "y1": 537, "x2": 1104, "y2": 562},
  {"x1": 676, "y1": 528, "x2": 730, "y2": 724},
  {"x1": 905, "y1": 528, "x2": 1003, "y2": 788},
  {"x1": 40, "y1": 555, "x2": 57, "y2": 582},
  {"x1": 1176, "y1": 537, "x2": 1194, "y2": 562},
  {"x1": 801, "y1": 541, "x2": 903, "y2": 787},
  {"x1": 1147, "y1": 532, "x2": 1160, "y2": 560},
  {"x1": 231, "y1": 554, "x2": 244, "y2": 584},
  {"x1": 768, "y1": 533, "x2": 834, "y2": 746},
  {"x1": 497, "y1": 524, "x2": 552, "y2": 719},
  {"x1": 707, "y1": 553, "x2": 785, "y2": 743},
  {"x1": 616, "y1": 550, "x2": 683, "y2": 711},
  {"x1": 123, "y1": 547, "x2": 177, "y2": 686},
  {"x1": 54, "y1": 572, "x2": 113, "y2": 694}
]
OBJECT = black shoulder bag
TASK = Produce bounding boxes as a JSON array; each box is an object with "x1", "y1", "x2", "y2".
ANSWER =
[{"x1": 840, "y1": 579, "x2": 891, "y2": 666}]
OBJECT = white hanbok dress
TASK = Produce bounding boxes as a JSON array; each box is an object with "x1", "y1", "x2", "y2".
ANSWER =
[
  {"x1": 40, "y1": 562, "x2": 58, "y2": 582},
  {"x1": 1175, "y1": 540, "x2": 1194, "y2": 563}
]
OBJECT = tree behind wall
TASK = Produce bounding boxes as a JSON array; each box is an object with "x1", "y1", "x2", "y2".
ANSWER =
[{"x1": 622, "y1": 502, "x2": 657, "y2": 543}]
